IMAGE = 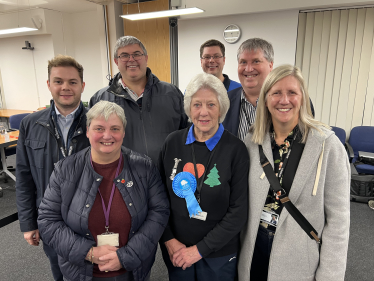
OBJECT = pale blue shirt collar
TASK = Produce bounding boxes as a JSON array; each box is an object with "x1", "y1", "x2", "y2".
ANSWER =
[
  {"x1": 185, "y1": 123, "x2": 224, "y2": 151},
  {"x1": 54, "y1": 104, "x2": 79, "y2": 118}
]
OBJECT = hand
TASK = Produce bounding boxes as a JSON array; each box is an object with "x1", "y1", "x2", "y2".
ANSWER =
[
  {"x1": 98, "y1": 251, "x2": 122, "y2": 272},
  {"x1": 173, "y1": 245, "x2": 202, "y2": 270},
  {"x1": 86, "y1": 245, "x2": 118, "y2": 265},
  {"x1": 164, "y1": 238, "x2": 186, "y2": 266},
  {"x1": 23, "y1": 229, "x2": 40, "y2": 246}
]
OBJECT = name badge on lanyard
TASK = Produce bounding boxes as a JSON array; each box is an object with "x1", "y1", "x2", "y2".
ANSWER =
[{"x1": 90, "y1": 152, "x2": 123, "y2": 246}]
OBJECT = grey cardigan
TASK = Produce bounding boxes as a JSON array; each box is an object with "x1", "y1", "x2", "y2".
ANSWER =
[{"x1": 239, "y1": 127, "x2": 350, "y2": 281}]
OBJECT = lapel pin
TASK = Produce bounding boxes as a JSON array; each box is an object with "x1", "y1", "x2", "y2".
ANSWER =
[
  {"x1": 121, "y1": 179, "x2": 125, "y2": 184},
  {"x1": 126, "y1": 181, "x2": 133, "y2": 187}
]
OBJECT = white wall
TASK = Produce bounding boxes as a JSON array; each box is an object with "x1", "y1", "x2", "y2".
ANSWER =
[
  {"x1": 0, "y1": 9, "x2": 106, "y2": 110},
  {"x1": 178, "y1": 9, "x2": 300, "y2": 92},
  {"x1": 69, "y1": 10, "x2": 106, "y2": 103}
]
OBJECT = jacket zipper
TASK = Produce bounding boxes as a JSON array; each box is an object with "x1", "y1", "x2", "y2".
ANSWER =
[{"x1": 109, "y1": 90, "x2": 149, "y2": 156}]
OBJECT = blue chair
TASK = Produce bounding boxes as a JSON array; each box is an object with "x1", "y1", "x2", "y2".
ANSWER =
[
  {"x1": 331, "y1": 126, "x2": 346, "y2": 145},
  {"x1": 346, "y1": 126, "x2": 374, "y2": 175},
  {"x1": 3, "y1": 113, "x2": 30, "y2": 174}
]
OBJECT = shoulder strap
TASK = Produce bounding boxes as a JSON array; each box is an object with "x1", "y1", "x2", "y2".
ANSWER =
[{"x1": 259, "y1": 145, "x2": 321, "y2": 244}]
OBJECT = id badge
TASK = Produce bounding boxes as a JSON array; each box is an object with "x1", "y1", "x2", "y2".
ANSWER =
[
  {"x1": 191, "y1": 211, "x2": 207, "y2": 221},
  {"x1": 97, "y1": 233, "x2": 119, "y2": 247},
  {"x1": 260, "y1": 209, "x2": 279, "y2": 227}
]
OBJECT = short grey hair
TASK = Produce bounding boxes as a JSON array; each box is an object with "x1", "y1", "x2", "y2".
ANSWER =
[
  {"x1": 184, "y1": 73, "x2": 230, "y2": 123},
  {"x1": 114, "y1": 36, "x2": 147, "y2": 59},
  {"x1": 237, "y1": 38, "x2": 274, "y2": 63},
  {"x1": 87, "y1": 101, "x2": 127, "y2": 129}
]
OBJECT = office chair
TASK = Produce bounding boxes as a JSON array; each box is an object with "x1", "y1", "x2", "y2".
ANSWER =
[
  {"x1": 330, "y1": 126, "x2": 346, "y2": 145},
  {"x1": 2, "y1": 113, "x2": 30, "y2": 180},
  {"x1": 346, "y1": 126, "x2": 374, "y2": 204}
]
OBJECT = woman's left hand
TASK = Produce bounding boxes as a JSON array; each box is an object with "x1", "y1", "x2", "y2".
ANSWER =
[
  {"x1": 173, "y1": 245, "x2": 202, "y2": 270},
  {"x1": 98, "y1": 251, "x2": 123, "y2": 272}
]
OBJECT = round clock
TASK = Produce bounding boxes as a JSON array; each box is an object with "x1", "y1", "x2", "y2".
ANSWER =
[{"x1": 223, "y1": 24, "x2": 241, "y2": 44}]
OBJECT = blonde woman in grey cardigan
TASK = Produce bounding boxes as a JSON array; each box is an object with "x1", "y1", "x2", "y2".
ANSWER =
[{"x1": 238, "y1": 65, "x2": 350, "y2": 281}]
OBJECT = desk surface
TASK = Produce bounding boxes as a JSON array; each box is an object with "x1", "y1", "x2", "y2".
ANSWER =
[
  {"x1": 0, "y1": 109, "x2": 34, "y2": 118},
  {"x1": 0, "y1": 131, "x2": 19, "y2": 148}
]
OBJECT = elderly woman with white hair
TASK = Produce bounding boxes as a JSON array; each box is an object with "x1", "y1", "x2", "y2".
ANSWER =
[
  {"x1": 158, "y1": 73, "x2": 249, "y2": 281},
  {"x1": 38, "y1": 101, "x2": 169, "y2": 281},
  {"x1": 238, "y1": 65, "x2": 350, "y2": 281}
]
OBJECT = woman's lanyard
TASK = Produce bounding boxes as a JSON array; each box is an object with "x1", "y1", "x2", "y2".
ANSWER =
[
  {"x1": 190, "y1": 143, "x2": 216, "y2": 203},
  {"x1": 276, "y1": 130, "x2": 298, "y2": 181},
  {"x1": 90, "y1": 153, "x2": 123, "y2": 233},
  {"x1": 51, "y1": 116, "x2": 73, "y2": 158}
]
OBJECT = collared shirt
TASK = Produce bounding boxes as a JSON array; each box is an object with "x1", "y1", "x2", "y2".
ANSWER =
[
  {"x1": 119, "y1": 77, "x2": 144, "y2": 102},
  {"x1": 54, "y1": 105, "x2": 79, "y2": 146},
  {"x1": 185, "y1": 123, "x2": 224, "y2": 151},
  {"x1": 238, "y1": 90, "x2": 257, "y2": 141}
]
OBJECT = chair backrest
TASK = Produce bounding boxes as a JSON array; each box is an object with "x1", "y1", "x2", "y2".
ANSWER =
[
  {"x1": 348, "y1": 126, "x2": 374, "y2": 158},
  {"x1": 331, "y1": 126, "x2": 346, "y2": 145},
  {"x1": 9, "y1": 113, "x2": 30, "y2": 130}
]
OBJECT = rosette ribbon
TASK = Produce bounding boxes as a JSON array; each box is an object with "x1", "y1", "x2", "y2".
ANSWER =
[{"x1": 172, "y1": 171, "x2": 202, "y2": 217}]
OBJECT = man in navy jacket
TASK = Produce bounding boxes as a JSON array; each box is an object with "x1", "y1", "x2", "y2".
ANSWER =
[{"x1": 200, "y1": 39, "x2": 241, "y2": 92}]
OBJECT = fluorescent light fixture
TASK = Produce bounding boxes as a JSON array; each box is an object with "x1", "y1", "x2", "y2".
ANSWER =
[
  {"x1": 121, "y1": 7, "x2": 203, "y2": 20},
  {"x1": 0, "y1": 27, "x2": 38, "y2": 35}
]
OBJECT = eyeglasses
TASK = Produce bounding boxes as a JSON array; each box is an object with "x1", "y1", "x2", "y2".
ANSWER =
[
  {"x1": 117, "y1": 53, "x2": 145, "y2": 62},
  {"x1": 201, "y1": 55, "x2": 224, "y2": 61}
]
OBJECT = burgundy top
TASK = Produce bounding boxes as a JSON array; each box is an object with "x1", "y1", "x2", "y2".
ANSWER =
[{"x1": 88, "y1": 158, "x2": 132, "y2": 277}]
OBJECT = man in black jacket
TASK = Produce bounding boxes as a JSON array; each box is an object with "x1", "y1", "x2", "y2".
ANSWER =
[
  {"x1": 16, "y1": 55, "x2": 90, "y2": 281},
  {"x1": 90, "y1": 36, "x2": 188, "y2": 164}
]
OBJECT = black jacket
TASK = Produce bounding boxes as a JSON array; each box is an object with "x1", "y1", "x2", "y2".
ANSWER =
[
  {"x1": 16, "y1": 101, "x2": 90, "y2": 232},
  {"x1": 89, "y1": 68, "x2": 188, "y2": 164},
  {"x1": 38, "y1": 147, "x2": 170, "y2": 281}
]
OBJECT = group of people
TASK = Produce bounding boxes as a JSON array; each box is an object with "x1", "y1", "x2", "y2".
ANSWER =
[{"x1": 15, "y1": 35, "x2": 350, "y2": 281}]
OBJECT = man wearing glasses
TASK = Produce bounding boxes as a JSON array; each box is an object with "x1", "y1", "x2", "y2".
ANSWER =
[
  {"x1": 200, "y1": 39, "x2": 241, "y2": 91},
  {"x1": 90, "y1": 36, "x2": 188, "y2": 164}
]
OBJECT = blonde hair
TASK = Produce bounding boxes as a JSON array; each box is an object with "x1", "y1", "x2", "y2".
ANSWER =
[{"x1": 251, "y1": 64, "x2": 329, "y2": 144}]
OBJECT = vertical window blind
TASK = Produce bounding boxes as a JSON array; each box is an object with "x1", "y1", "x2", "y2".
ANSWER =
[{"x1": 295, "y1": 8, "x2": 374, "y2": 137}]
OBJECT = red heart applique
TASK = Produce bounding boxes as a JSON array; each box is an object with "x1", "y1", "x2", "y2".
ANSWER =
[{"x1": 183, "y1": 162, "x2": 205, "y2": 178}]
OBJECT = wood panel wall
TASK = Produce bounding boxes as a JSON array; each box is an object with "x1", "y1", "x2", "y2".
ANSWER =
[{"x1": 122, "y1": 0, "x2": 171, "y2": 83}]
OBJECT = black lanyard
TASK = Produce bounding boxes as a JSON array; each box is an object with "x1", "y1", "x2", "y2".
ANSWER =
[
  {"x1": 240, "y1": 98, "x2": 252, "y2": 126},
  {"x1": 51, "y1": 116, "x2": 72, "y2": 158},
  {"x1": 190, "y1": 143, "x2": 216, "y2": 203}
]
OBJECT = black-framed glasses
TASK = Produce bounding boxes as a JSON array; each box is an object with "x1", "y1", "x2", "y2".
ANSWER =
[
  {"x1": 201, "y1": 55, "x2": 224, "y2": 61},
  {"x1": 117, "y1": 53, "x2": 145, "y2": 62}
]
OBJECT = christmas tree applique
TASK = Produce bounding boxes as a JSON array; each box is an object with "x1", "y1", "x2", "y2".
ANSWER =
[{"x1": 204, "y1": 164, "x2": 221, "y2": 187}]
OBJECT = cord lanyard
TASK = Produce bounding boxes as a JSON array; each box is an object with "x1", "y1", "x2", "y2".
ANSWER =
[
  {"x1": 191, "y1": 143, "x2": 216, "y2": 203},
  {"x1": 51, "y1": 116, "x2": 73, "y2": 158},
  {"x1": 240, "y1": 98, "x2": 252, "y2": 127},
  {"x1": 90, "y1": 152, "x2": 123, "y2": 233}
]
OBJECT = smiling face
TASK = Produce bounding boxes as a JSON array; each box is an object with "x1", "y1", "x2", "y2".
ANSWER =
[
  {"x1": 114, "y1": 44, "x2": 148, "y2": 84},
  {"x1": 47, "y1": 66, "x2": 85, "y2": 115},
  {"x1": 238, "y1": 49, "x2": 273, "y2": 97},
  {"x1": 190, "y1": 88, "x2": 221, "y2": 141},
  {"x1": 266, "y1": 75, "x2": 302, "y2": 130},
  {"x1": 200, "y1": 46, "x2": 225, "y2": 80},
  {"x1": 87, "y1": 114, "x2": 125, "y2": 164}
]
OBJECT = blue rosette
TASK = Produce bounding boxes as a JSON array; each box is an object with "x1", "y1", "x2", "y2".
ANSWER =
[{"x1": 172, "y1": 171, "x2": 202, "y2": 218}]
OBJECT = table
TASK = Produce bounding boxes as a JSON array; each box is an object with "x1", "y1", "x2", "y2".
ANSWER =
[
  {"x1": 0, "y1": 109, "x2": 34, "y2": 118},
  {"x1": 0, "y1": 130, "x2": 19, "y2": 182}
]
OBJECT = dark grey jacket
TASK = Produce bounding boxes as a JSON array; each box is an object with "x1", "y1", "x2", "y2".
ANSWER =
[
  {"x1": 38, "y1": 147, "x2": 170, "y2": 281},
  {"x1": 16, "y1": 101, "x2": 90, "y2": 232},
  {"x1": 89, "y1": 68, "x2": 188, "y2": 164}
]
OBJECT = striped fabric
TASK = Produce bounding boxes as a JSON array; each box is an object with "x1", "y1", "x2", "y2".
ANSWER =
[{"x1": 238, "y1": 90, "x2": 257, "y2": 141}]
